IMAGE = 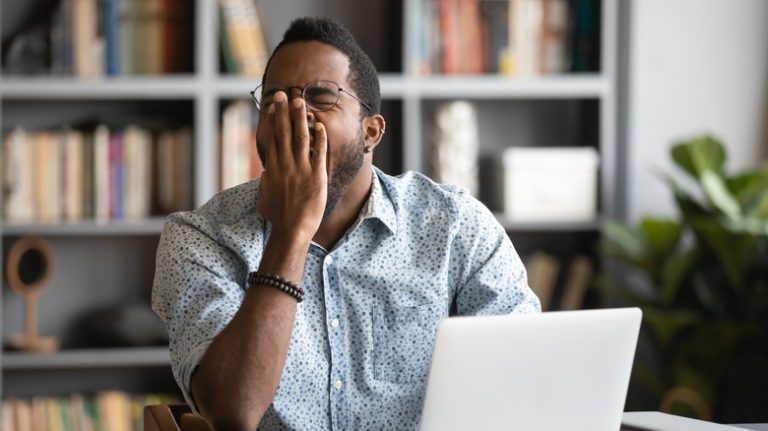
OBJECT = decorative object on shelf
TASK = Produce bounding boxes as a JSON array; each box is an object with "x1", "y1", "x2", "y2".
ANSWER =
[
  {"x1": 600, "y1": 135, "x2": 768, "y2": 422},
  {"x1": 502, "y1": 146, "x2": 599, "y2": 223},
  {"x1": 4, "y1": 236, "x2": 59, "y2": 353},
  {"x1": 2, "y1": 22, "x2": 49, "y2": 75},
  {"x1": 69, "y1": 303, "x2": 169, "y2": 348},
  {"x1": 430, "y1": 100, "x2": 479, "y2": 196}
]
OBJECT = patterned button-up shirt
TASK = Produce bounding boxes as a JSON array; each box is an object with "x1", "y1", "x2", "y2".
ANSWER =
[{"x1": 152, "y1": 167, "x2": 540, "y2": 430}]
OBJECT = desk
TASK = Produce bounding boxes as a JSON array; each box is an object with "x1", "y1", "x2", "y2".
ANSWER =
[{"x1": 621, "y1": 412, "x2": 768, "y2": 431}]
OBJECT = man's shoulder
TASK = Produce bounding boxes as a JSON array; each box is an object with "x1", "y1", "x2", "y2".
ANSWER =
[
  {"x1": 377, "y1": 169, "x2": 471, "y2": 210},
  {"x1": 164, "y1": 179, "x2": 263, "y2": 238}
]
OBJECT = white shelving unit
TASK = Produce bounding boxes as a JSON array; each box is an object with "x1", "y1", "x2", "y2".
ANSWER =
[
  {"x1": 1, "y1": 0, "x2": 618, "y2": 399},
  {"x1": 3, "y1": 347, "x2": 170, "y2": 370}
]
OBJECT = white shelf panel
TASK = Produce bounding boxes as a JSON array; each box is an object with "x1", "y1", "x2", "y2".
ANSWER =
[
  {"x1": 494, "y1": 214, "x2": 601, "y2": 232},
  {"x1": 211, "y1": 74, "x2": 608, "y2": 100},
  {"x1": 2, "y1": 347, "x2": 170, "y2": 369},
  {"x1": 0, "y1": 76, "x2": 199, "y2": 99},
  {"x1": 405, "y1": 74, "x2": 608, "y2": 99},
  {"x1": 213, "y1": 76, "x2": 262, "y2": 99},
  {"x1": 1, "y1": 217, "x2": 167, "y2": 236}
]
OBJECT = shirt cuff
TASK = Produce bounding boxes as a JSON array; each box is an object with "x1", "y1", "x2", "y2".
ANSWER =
[{"x1": 178, "y1": 340, "x2": 213, "y2": 413}]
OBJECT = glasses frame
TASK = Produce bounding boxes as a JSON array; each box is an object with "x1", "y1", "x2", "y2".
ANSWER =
[{"x1": 250, "y1": 80, "x2": 373, "y2": 114}]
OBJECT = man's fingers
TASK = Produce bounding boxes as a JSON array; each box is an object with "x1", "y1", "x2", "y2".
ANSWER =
[
  {"x1": 311, "y1": 122, "x2": 328, "y2": 177},
  {"x1": 262, "y1": 103, "x2": 278, "y2": 172},
  {"x1": 272, "y1": 91, "x2": 294, "y2": 165},
  {"x1": 291, "y1": 97, "x2": 310, "y2": 161}
]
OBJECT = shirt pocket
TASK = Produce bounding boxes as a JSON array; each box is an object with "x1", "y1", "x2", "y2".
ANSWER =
[{"x1": 372, "y1": 302, "x2": 446, "y2": 384}]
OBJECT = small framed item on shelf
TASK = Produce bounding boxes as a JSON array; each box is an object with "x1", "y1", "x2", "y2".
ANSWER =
[{"x1": 4, "y1": 236, "x2": 59, "y2": 353}]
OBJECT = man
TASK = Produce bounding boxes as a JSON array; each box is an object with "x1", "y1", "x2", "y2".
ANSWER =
[{"x1": 152, "y1": 17, "x2": 540, "y2": 430}]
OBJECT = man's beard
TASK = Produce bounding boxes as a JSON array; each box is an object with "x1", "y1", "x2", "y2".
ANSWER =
[
  {"x1": 256, "y1": 129, "x2": 365, "y2": 219},
  {"x1": 323, "y1": 130, "x2": 365, "y2": 218}
]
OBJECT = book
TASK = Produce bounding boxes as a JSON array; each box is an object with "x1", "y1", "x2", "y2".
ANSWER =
[
  {"x1": 558, "y1": 255, "x2": 593, "y2": 310},
  {"x1": 458, "y1": 0, "x2": 483, "y2": 74},
  {"x1": 219, "y1": 3, "x2": 240, "y2": 74},
  {"x1": 109, "y1": 131, "x2": 124, "y2": 219},
  {"x1": 94, "y1": 124, "x2": 111, "y2": 222},
  {"x1": 64, "y1": 129, "x2": 86, "y2": 221},
  {"x1": 119, "y1": 0, "x2": 136, "y2": 75},
  {"x1": 72, "y1": 0, "x2": 101, "y2": 78},
  {"x1": 144, "y1": 0, "x2": 165, "y2": 75},
  {"x1": 34, "y1": 132, "x2": 64, "y2": 223},
  {"x1": 219, "y1": 0, "x2": 269, "y2": 76},
  {"x1": 102, "y1": 0, "x2": 121, "y2": 75},
  {"x1": 2, "y1": 128, "x2": 35, "y2": 222},
  {"x1": 525, "y1": 251, "x2": 560, "y2": 311},
  {"x1": 174, "y1": 127, "x2": 194, "y2": 212},
  {"x1": 220, "y1": 101, "x2": 255, "y2": 190},
  {"x1": 122, "y1": 125, "x2": 152, "y2": 220},
  {"x1": 539, "y1": 0, "x2": 570, "y2": 74},
  {"x1": 439, "y1": 0, "x2": 459, "y2": 74}
]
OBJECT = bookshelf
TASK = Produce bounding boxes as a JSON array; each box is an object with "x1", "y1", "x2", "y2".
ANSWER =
[{"x1": 0, "y1": 0, "x2": 618, "y2": 402}]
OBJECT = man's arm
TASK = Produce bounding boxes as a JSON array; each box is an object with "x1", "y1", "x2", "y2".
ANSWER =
[
  {"x1": 450, "y1": 193, "x2": 541, "y2": 316},
  {"x1": 190, "y1": 233, "x2": 307, "y2": 430},
  {"x1": 190, "y1": 92, "x2": 328, "y2": 430}
]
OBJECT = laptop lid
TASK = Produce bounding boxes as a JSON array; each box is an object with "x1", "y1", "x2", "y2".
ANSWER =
[{"x1": 420, "y1": 307, "x2": 642, "y2": 431}]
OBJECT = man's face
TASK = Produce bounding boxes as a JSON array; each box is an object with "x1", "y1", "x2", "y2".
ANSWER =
[{"x1": 256, "y1": 41, "x2": 367, "y2": 217}]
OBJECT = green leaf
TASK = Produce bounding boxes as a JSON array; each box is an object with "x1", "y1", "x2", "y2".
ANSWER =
[
  {"x1": 692, "y1": 272, "x2": 731, "y2": 316},
  {"x1": 662, "y1": 174, "x2": 710, "y2": 217},
  {"x1": 602, "y1": 220, "x2": 647, "y2": 261},
  {"x1": 660, "y1": 248, "x2": 698, "y2": 306},
  {"x1": 700, "y1": 170, "x2": 742, "y2": 220},
  {"x1": 640, "y1": 218, "x2": 682, "y2": 257},
  {"x1": 643, "y1": 307, "x2": 701, "y2": 349},
  {"x1": 750, "y1": 191, "x2": 768, "y2": 218},
  {"x1": 670, "y1": 135, "x2": 726, "y2": 179},
  {"x1": 725, "y1": 169, "x2": 768, "y2": 209},
  {"x1": 690, "y1": 218, "x2": 759, "y2": 288}
]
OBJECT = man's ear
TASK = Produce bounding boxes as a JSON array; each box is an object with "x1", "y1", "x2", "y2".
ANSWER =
[{"x1": 362, "y1": 114, "x2": 386, "y2": 152}]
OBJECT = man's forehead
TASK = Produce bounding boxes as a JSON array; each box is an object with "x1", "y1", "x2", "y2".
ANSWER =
[{"x1": 264, "y1": 41, "x2": 350, "y2": 87}]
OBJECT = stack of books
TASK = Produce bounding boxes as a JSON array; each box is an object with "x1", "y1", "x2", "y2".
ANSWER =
[
  {"x1": 411, "y1": 0, "x2": 599, "y2": 76},
  {"x1": 1, "y1": 392, "x2": 178, "y2": 431},
  {"x1": 2, "y1": 125, "x2": 193, "y2": 224},
  {"x1": 219, "y1": 0, "x2": 269, "y2": 76},
  {"x1": 49, "y1": 0, "x2": 195, "y2": 77}
]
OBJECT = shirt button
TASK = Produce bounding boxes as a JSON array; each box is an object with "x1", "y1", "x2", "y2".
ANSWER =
[
  {"x1": 325, "y1": 256, "x2": 334, "y2": 265},
  {"x1": 331, "y1": 319, "x2": 340, "y2": 328},
  {"x1": 334, "y1": 380, "x2": 343, "y2": 390}
]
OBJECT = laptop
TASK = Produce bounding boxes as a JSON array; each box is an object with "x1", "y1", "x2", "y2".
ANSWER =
[{"x1": 419, "y1": 307, "x2": 642, "y2": 431}]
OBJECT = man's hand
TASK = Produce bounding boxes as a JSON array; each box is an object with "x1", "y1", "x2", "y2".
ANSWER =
[{"x1": 257, "y1": 91, "x2": 328, "y2": 244}]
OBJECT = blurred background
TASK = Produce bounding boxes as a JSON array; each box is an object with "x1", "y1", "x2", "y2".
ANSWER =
[{"x1": 1, "y1": 0, "x2": 766, "y2": 428}]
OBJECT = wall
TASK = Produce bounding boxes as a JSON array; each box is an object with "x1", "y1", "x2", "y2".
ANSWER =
[{"x1": 625, "y1": 0, "x2": 768, "y2": 221}]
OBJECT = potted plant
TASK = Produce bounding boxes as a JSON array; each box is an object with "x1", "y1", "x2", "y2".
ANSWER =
[{"x1": 600, "y1": 135, "x2": 768, "y2": 422}]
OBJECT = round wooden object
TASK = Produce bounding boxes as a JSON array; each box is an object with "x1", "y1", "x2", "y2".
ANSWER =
[
  {"x1": 5, "y1": 236, "x2": 59, "y2": 352},
  {"x1": 5, "y1": 236, "x2": 55, "y2": 296}
]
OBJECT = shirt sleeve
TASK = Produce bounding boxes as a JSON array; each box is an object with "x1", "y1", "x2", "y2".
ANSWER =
[
  {"x1": 449, "y1": 193, "x2": 541, "y2": 316},
  {"x1": 151, "y1": 212, "x2": 250, "y2": 410}
]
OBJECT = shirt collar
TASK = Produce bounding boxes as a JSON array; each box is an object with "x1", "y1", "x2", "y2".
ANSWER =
[{"x1": 360, "y1": 167, "x2": 398, "y2": 234}]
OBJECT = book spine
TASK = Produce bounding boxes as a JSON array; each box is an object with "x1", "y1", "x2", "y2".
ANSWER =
[{"x1": 103, "y1": 0, "x2": 121, "y2": 76}]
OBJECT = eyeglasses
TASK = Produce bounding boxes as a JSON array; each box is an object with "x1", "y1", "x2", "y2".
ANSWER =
[{"x1": 250, "y1": 80, "x2": 373, "y2": 114}]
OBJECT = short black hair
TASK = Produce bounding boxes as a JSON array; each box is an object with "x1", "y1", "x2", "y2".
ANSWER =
[{"x1": 263, "y1": 17, "x2": 381, "y2": 116}]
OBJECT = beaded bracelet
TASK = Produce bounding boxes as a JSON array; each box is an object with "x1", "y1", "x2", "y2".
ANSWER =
[{"x1": 248, "y1": 272, "x2": 305, "y2": 303}]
